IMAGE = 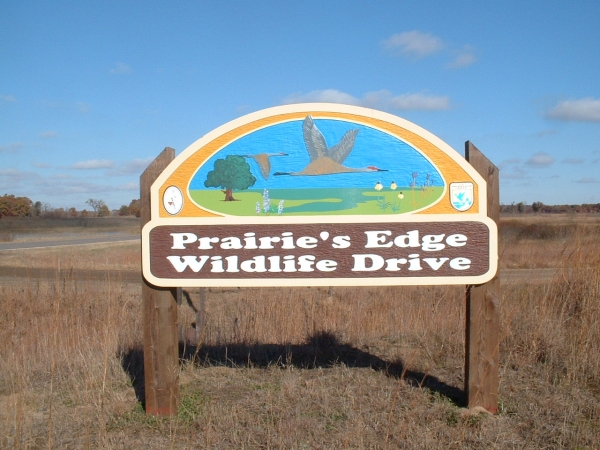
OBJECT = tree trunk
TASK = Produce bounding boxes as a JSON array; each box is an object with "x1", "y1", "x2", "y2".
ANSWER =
[{"x1": 223, "y1": 189, "x2": 235, "y2": 201}]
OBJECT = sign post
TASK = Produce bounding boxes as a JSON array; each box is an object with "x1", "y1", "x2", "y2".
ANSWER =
[
  {"x1": 464, "y1": 141, "x2": 500, "y2": 412},
  {"x1": 140, "y1": 147, "x2": 179, "y2": 416},
  {"x1": 140, "y1": 105, "x2": 500, "y2": 414}
]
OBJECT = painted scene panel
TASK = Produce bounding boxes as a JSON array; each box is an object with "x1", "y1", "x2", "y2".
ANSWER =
[{"x1": 189, "y1": 116, "x2": 445, "y2": 216}]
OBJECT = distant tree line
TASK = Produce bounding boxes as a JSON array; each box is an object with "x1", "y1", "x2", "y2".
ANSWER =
[
  {"x1": 501, "y1": 201, "x2": 600, "y2": 214},
  {"x1": 0, "y1": 194, "x2": 141, "y2": 218}
]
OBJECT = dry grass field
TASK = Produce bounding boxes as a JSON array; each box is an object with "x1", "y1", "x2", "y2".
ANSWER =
[{"x1": 1, "y1": 215, "x2": 600, "y2": 448}]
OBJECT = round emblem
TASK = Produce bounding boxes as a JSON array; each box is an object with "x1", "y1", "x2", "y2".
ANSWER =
[{"x1": 163, "y1": 186, "x2": 183, "y2": 215}]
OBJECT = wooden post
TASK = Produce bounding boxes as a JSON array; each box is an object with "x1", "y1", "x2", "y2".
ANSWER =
[
  {"x1": 464, "y1": 141, "x2": 500, "y2": 412},
  {"x1": 140, "y1": 147, "x2": 179, "y2": 416}
]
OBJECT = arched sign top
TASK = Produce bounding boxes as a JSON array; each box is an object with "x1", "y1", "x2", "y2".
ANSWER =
[
  {"x1": 143, "y1": 104, "x2": 497, "y2": 288},
  {"x1": 152, "y1": 104, "x2": 486, "y2": 221}
]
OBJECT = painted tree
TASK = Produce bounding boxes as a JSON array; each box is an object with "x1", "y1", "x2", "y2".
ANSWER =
[{"x1": 204, "y1": 155, "x2": 256, "y2": 201}]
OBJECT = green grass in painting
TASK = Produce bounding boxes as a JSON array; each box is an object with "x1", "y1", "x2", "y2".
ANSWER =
[{"x1": 189, "y1": 187, "x2": 444, "y2": 216}]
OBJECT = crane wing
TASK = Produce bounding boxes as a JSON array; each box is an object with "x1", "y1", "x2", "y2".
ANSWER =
[
  {"x1": 302, "y1": 116, "x2": 328, "y2": 161},
  {"x1": 327, "y1": 128, "x2": 359, "y2": 164}
]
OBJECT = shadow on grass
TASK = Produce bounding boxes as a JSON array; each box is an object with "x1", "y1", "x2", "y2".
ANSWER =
[{"x1": 120, "y1": 331, "x2": 465, "y2": 410}]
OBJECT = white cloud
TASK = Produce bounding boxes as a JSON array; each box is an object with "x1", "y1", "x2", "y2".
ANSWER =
[
  {"x1": 0, "y1": 142, "x2": 25, "y2": 152},
  {"x1": 118, "y1": 182, "x2": 139, "y2": 190},
  {"x1": 282, "y1": 89, "x2": 360, "y2": 105},
  {"x1": 446, "y1": 46, "x2": 477, "y2": 69},
  {"x1": 525, "y1": 152, "x2": 555, "y2": 168},
  {"x1": 382, "y1": 31, "x2": 444, "y2": 58},
  {"x1": 70, "y1": 159, "x2": 115, "y2": 170},
  {"x1": 385, "y1": 92, "x2": 450, "y2": 110},
  {"x1": 501, "y1": 166, "x2": 528, "y2": 180},
  {"x1": 574, "y1": 177, "x2": 598, "y2": 184},
  {"x1": 107, "y1": 157, "x2": 155, "y2": 176},
  {"x1": 0, "y1": 168, "x2": 40, "y2": 191},
  {"x1": 546, "y1": 98, "x2": 600, "y2": 122},
  {"x1": 31, "y1": 161, "x2": 52, "y2": 168},
  {"x1": 110, "y1": 62, "x2": 132, "y2": 75},
  {"x1": 1, "y1": 95, "x2": 16, "y2": 103},
  {"x1": 563, "y1": 158, "x2": 585, "y2": 164},
  {"x1": 41, "y1": 130, "x2": 57, "y2": 138},
  {"x1": 282, "y1": 89, "x2": 450, "y2": 111}
]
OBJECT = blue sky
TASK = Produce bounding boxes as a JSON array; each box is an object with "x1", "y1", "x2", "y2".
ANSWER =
[{"x1": 2, "y1": 1, "x2": 599, "y2": 210}]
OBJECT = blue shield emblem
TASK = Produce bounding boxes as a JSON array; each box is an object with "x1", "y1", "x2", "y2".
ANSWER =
[{"x1": 450, "y1": 182, "x2": 474, "y2": 212}]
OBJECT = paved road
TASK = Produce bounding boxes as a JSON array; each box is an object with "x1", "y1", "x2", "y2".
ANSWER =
[
  {"x1": 0, "y1": 236, "x2": 562, "y2": 284},
  {"x1": 0, "y1": 266, "x2": 560, "y2": 285},
  {"x1": 0, "y1": 234, "x2": 140, "y2": 251}
]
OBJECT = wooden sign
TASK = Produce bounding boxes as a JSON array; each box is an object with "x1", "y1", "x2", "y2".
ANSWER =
[{"x1": 142, "y1": 104, "x2": 497, "y2": 287}]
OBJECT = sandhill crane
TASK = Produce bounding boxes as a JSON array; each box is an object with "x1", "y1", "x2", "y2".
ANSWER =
[
  {"x1": 274, "y1": 116, "x2": 387, "y2": 176},
  {"x1": 242, "y1": 152, "x2": 287, "y2": 180}
]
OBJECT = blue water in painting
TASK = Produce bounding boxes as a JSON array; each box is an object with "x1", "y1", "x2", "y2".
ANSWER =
[{"x1": 189, "y1": 118, "x2": 444, "y2": 191}]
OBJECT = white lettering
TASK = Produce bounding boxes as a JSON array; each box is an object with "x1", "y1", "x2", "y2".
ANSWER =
[
  {"x1": 351, "y1": 254, "x2": 385, "y2": 271},
  {"x1": 220, "y1": 237, "x2": 243, "y2": 250},
  {"x1": 259, "y1": 236, "x2": 281, "y2": 249},
  {"x1": 296, "y1": 236, "x2": 318, "y2": 249},
  {"x1": 393, "y1": 230, "x2": 420, "y2": 248},
  {"x1": 167, "y1": 255, "x2": 209, "y2": 272},
  {"x1": 332, "y1": 235, "x2": 351, "y2": 249},
  {"x1": 407, "y1": 254, "x2": 422, "y2": 271},
  {"x1": 421, "y1": 234, "x2": 445, "y2": 251},
  {"x1": 449, "y1": 257, "x2": 471, "y2": 270},
  {"x1": 225, "y1": 255, "x2": 239, "y2": 272},
  {"x1": 446, "y1": 234, "x2": 467, "y2": 247},
  {"x1": 267, "y1": 255, "x2": 282, "y2": 272},
  {"x1": 422, "y1": 257, "x2": 449, "y2": 270},
  {"x1": 240, "y1": 256, "x2": 267, "y2": 272},
  {"x1": 316, "y1": 259, "x2": 337, "y2": 272},
  {"x1": 364, "y1": 230, "x2": 393, "y2": 248},
  {"x1": 170, "y1": 233, "x2": 197, "y2": 250},
  {"x1": 297, "y1": 255, "x2": 316, "y2": 272},
  {"x1": 384, "y1": 258, "x2": 407, "y2": 271},
  {"x1": 282, "y1": 255, "x2": 296, "y2": 272},
  {"x1": 198, "y1": 236, "x2": 219, "y2": 249},
  {"x1": 210, "y1": 256, "x2": 225, "y2": 272},
  {"x1": 280, "y1": 232, "x2": 295, "y2": 249},
  {"x1": 243, "y1": 232, "x2": 258, "y2": 249}
]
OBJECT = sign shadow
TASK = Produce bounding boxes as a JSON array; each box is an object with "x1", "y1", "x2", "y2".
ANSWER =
[{"x1": 120, "y1": 331, "x2": 465, "y2": 410}]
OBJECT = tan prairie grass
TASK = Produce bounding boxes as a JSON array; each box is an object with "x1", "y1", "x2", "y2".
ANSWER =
[
  {"x1": 0, "y1": 241, "x2": 140, "y2": 271},
  {"x1": 1, "y1": 214, "x2": 600, "y2": 448},
  {"x1": 0, "y1": 217, "x2": 140, "y2": 236}
]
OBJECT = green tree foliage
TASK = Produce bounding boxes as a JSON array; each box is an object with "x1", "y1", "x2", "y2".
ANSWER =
[
  {"x1": 204, "y1": 155, "x2": 256, "y2": 201},
  {"x1": 0, "y1": 194, "x2": 33, "y2": 217}
]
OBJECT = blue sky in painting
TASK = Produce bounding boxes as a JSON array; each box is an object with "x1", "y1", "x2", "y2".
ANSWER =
[
  {"x1": 2, "y1": 1, "x2": 600, "y2": 209},
  {"x1": 189, "y1": 118, "x2": 443, "y2": 192}
]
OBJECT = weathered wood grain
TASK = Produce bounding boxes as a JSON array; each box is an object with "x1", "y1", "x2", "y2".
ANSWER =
[
  {"x1": 464, "y1": 141, "x2": 500, "y2": 413},
  {"x1": 141, "y1": 147, "x2": 180, "y2": 416}
]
